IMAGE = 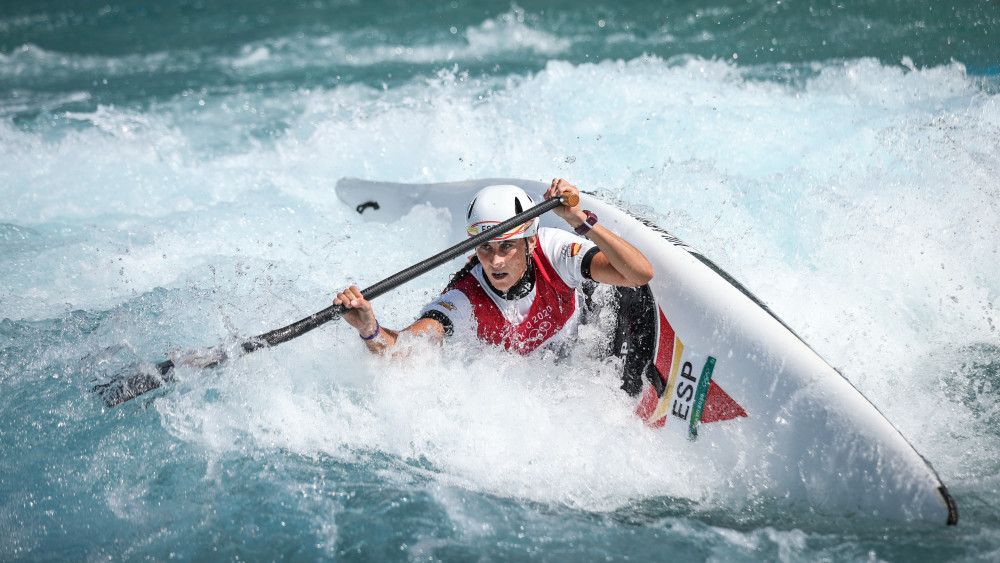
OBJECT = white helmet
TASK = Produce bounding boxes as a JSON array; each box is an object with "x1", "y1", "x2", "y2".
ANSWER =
[{"x1": 465, "y1": 184, "x2": 539, "y2": 240}]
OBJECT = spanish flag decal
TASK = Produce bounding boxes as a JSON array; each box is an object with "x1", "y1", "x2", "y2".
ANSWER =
[{"x1": 635, "y1": 308, "x2": 747, "y2": 436}]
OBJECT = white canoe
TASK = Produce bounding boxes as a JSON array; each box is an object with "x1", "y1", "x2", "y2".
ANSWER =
[{"x1": 336, "y1": 177, "x2": 958, "y2": 525}]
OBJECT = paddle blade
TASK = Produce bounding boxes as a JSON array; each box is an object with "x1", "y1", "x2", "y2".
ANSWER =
[{"x1": 92, "y1": 359, "x2": 175, "y2": 407}]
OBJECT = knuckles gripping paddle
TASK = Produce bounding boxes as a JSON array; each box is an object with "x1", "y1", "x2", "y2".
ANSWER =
[{"x1": 92, "y1": 194, "x2": 579, "y2": 407}]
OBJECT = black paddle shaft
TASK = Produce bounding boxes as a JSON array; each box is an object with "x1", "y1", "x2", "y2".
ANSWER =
[
  {"x1": 243, "y1": 193, "x2": 573, "y2": 351},
  {"x1": 94, "y1": 194, "x2": 575, "y2": 407}
]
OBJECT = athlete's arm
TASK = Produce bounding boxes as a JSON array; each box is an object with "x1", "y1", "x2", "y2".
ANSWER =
[
  {"x1": 544, "y1": 178, "x2": 654, "y2": 287},
  {"x1": 334, "y1": 286, "x2": 447, "y2": 355}
]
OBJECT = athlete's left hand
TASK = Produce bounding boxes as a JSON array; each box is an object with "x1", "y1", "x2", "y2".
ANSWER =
[{"x1": 545, "y1": 178, "x2": 588, "y2": 228}]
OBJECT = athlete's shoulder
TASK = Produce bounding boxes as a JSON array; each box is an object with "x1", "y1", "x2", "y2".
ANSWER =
[
  {"x1": 538, "y1": 227, "x2": 593, "y2": 260},
  {"x1": 536, "y1": 227, "x2": 597, "y2": 287},
  {"x1": 425, "y1": 289, "x2": 466, "y2": 314},
  {"x1": 420, "y1": 286, "x2": 476, "y2": 337},
  {"x1": 537, "y1": 226, "x2": 574, "y2": 242}
]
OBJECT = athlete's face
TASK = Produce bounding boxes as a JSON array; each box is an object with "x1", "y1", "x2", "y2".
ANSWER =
[{"x1": 476, "y1": 236, "x2": 537, "y2": 291}]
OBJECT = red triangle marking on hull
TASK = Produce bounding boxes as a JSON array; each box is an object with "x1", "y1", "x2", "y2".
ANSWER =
[{"x1": 700, "y1": 380, "x2": 748, "y2": 423}]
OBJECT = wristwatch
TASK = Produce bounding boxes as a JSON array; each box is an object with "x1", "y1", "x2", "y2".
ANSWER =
[{"x1": 574, "y1": 210, "x2": 598, "y2": 236}]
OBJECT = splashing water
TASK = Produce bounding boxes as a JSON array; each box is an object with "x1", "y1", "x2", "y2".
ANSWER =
[{"x1": 2, "y1": 1, "x2": 999, "y2": 560}]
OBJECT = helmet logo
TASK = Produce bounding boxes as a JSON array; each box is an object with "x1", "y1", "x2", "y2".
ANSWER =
[{"x1": 467, "y1": 220, "x2": 534, "y2": 240}]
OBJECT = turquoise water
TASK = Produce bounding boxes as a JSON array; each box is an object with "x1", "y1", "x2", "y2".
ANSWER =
[{"x1": 2, "y1": 0, "x2": 999, "y2": 560}]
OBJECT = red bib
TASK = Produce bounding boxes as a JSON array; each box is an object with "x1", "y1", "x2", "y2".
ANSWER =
[{"x1": 451, "y1": 246, "x2": 577, "y2": 354}]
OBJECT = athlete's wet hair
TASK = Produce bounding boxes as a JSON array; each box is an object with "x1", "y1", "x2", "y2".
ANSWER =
[{"x1": 445, "y1": 255, "x2": 480, "y2": 292}]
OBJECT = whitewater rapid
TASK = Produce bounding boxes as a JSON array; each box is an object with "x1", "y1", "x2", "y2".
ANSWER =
[{"x1": 2, "y1": 45, "x2": 998, "y2": 557}]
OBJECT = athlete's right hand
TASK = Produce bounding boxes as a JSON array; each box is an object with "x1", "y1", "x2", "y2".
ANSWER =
[{"x1": 334, "y1": 285, "x2": 379, "y2": 339}]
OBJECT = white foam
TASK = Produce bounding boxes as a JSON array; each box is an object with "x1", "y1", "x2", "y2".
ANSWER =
[{"x1": 4, "y1": 55, "x2": 998, "y2": 506}]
